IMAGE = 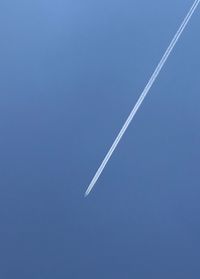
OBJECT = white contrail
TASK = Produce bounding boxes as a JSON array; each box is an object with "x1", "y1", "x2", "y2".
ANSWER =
[{"x1": 85, "y1": 0, "x2": 200, "y2": 197}]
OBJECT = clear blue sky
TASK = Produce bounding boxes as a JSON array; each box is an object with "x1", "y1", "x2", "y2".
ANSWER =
[{"x1": 0, "y1": 1, "x2": 200, "y2": 278}]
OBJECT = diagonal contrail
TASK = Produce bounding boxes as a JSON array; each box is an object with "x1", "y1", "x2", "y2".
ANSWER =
[{"x1": 85, "y1": 0, "x2": 200, "y2": 197}]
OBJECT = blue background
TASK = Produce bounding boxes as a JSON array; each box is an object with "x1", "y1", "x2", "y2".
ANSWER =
[{"x1": 0, "y1": 0, "x2": 200, "y2": 278}]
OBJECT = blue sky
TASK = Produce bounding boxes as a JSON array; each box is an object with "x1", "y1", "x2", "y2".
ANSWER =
[{"x1": 0, "y1": 1, "x2": 200, "y2": 278}]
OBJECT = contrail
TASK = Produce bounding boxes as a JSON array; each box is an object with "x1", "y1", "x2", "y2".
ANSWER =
[{"x1": 85, "y1": 0, "x2": 200, "y2": 197}]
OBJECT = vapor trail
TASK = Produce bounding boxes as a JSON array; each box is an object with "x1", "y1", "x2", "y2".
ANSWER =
[{"x1": 85, "y1": 0, "x2": 200, "y2": 197}]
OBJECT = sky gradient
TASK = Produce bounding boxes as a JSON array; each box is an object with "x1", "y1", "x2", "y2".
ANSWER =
[{"x1": 0, "y1": 1, "x2": 200, "y2": 278}]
